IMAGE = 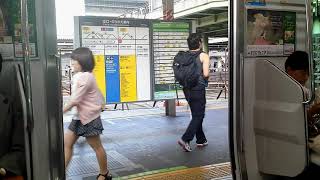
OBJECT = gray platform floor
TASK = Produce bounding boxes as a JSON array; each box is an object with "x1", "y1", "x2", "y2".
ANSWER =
[{"x1": 64, "y1": 106, "x2": 229, "y2": 179}]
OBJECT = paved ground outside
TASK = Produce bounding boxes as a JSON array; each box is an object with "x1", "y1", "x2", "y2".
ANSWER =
[
  {"x1": 64, "y1": 98, "x2": 229, "y2": 180},
  {"x1": 63, "y1": 97, "x2": 228, "y2": 122}
]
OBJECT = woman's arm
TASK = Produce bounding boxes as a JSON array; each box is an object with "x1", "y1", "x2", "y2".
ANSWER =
[{"x1": 63, "y1": 102, "x2": 74, "y2": 113}]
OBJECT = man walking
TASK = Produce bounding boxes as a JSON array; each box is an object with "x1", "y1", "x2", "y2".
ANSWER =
[{"x1": 178, "y1": 33, "x2": 210, "y2": 152}]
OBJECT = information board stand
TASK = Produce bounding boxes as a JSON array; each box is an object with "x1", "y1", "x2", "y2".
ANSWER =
[
  {"x1": 76, "y1": 17, "x2": 152, "y2": 104},
  {"x1": 74, "y1": 17, "x2": 192, "y2": 114},
  {"x1": 114, "y1": 103, "x2": 129, "y2": 110},
  {"x1": 165, "y1": 99, "x2": 176, "y2": 116}
]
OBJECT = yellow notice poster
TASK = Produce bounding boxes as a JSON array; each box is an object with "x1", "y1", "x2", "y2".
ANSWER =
[
  {"x1": 93, "y1": 55, "x2": 106, "y2": 98},
  {"x1": 120, "y1": 55, "x2": 137, "y2": 102}
]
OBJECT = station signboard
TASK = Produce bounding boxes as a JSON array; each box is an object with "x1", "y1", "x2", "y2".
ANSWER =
[
  {"x1": 76, "y1": 17, "x2": 192, "y2": 103},
  {"x1": 152, "y1": 21, "x2": 190, "y2": 100},
  {"x1": 78, "y1": 17, "x2": 151, "y2": 103}
]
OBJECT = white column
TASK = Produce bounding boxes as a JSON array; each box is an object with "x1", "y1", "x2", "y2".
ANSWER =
[{"x1": 55, "y1": 0, "x2": 85, "y2": 39}]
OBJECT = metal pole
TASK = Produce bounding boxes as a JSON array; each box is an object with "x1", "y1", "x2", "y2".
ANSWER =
[
  {"x1": 230, "y1": 0, "x2": 248, "y2": 179},
  {"x1": 21, "y1": 0, "x2": 33, "y2": 179},
  {"x1": 303, "y1": 0, "x2": 316, "y2": 104},
  {"x1": 21, "y1": 0, "x2": 33, "y2": 123},
  {"x1": 69, "y1": 64, "x2": 72, "y2": 95},
  {"x1": 224, "y1": 47, "x2": 228, "y2": 99}
]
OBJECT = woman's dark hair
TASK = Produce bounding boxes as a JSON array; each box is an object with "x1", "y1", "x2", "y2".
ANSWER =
[
  {"x1": 70, "y1": 47, "x2": 95, "y2": 72},
  {"x1": 187, "y1": 33, "x2": 202, "y2": 50},
  {"x1": 285, "y1": 51, "x2": 309, "y2": 73}
]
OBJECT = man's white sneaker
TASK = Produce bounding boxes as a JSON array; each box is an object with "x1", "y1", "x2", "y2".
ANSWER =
[
  {"x1": 196, "y1": 140, "x2": 208, "y2": 147},
  {"x1": 178, "y1": 139, "x2": 192, "y2": 152}
]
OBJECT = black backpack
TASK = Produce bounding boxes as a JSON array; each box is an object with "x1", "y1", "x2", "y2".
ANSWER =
[{"x1": 173, "y1": 51, "x2": 202, "y2": 89}]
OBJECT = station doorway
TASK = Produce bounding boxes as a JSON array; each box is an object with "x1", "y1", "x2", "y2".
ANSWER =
[{"x1": 56, "y1": 1, "x2": 231, "y2": 179}]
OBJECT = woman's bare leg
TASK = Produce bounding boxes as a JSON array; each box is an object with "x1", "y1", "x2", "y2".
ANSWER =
[
  {"x1": 86, "y1": 135, "x2": 108, "y2": 179},
  {"x1": 64, "y1": 130, "x2": 79, "y2": 167}
]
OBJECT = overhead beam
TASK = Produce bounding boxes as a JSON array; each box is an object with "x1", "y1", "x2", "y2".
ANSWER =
[
  {"x1": 208, "y1": 7, "x2": 228, "y2": 11},
  {"x1": 180, "y1": 17, "x2": 200, "y2": 20},
  {"x1": 196, "y1": 11, "x2": 228, "y2": 28},
  {"x1": 85, "y1": 4, "x2": 143, "y2": 9},
  {"x1": 193, "y1": 12, "x2": 217, "y2": 16},
  {"x1": 85, "y1": 0, "x2": 147, "y2": 3},
  {"x1": 174, "y1": 0, "x2": 228, "y2": 19},
  {"x1": 199, "y1": 28, "x2": 228, "y2": 34}
]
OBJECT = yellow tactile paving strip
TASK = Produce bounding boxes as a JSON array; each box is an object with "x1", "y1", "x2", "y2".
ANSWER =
[{"x1": 131, "y1": 163, "x2": 231, "y2": 180}]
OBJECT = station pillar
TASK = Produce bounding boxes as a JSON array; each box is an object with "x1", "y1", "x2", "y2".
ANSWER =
[
  {"x1": 202, "y1": 34, "x2": 209, "y2": 53},
  {"x1": 162, "y1": 0, "x2": 177, "y2": 117}
]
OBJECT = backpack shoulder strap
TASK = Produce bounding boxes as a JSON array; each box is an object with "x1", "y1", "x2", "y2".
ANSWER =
[
  {"x1": 196, "y1": 50, "x2": 203, "y2": 56},
  {"x1": 188, "y1": 50, "x2": 202, "y2": 57}
]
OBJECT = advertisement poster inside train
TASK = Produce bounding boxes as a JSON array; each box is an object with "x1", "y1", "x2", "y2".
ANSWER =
[
  {"x1": 79, "y1": 17, "x2": 151, "y2": 103},
  {"x1": 246, "y1": 9, "x2": 296, "y2": 57},
  {"x1": 245, "y1": 0, "x2": 266, "y2": 6},
  {"x1": 152, "y1": 21, "x2": 190, "y2": 100},
  {"x1": 0, "y1": 0, "x2": 37, "y2": 60}
]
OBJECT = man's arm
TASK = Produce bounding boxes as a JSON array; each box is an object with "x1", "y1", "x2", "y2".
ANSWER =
[
  {"x1": 201, "y1": 53, "x2": 210, "y2": 78},
  {"x1": 308, "y1": 104, "x2": 320, "y2": 120}
]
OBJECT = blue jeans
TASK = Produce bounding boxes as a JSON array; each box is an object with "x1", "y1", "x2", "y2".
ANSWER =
[{"x1": 182, "y1": 87, "x2": 207, "y2": 143}]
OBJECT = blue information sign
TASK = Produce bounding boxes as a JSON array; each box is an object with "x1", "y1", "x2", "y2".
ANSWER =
[{"x1": 105, "y1": 55, "x2": 120, "y2": 103}]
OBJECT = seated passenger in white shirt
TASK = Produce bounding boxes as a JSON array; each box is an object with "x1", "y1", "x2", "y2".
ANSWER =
[{"x1": 285, "y1": 51, "x2": 320, "y2": 153}]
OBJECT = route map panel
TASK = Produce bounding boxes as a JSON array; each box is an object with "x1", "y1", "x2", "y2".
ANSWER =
[{"x1": 78, "y1": 17, "x2": 151, "y2": 103}]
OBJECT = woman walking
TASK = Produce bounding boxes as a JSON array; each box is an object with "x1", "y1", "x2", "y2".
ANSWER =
[{"x1": 63, "y1": 47, "x2": 111, "y2": 180}]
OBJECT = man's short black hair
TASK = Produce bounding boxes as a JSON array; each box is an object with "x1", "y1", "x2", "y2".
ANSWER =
[
  {"x1": 285, "y1": 51, "x2": 309, "y2": 73},
  {"x1": 187, "y1": 33, "x2": 202, "y2": 50},
  {"x1": 71, "y1": 47, "x2": 95, "y2": 72}
]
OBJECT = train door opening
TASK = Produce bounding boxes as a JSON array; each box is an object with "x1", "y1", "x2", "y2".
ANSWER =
[
  {"x1": 8, "y1": 0, "x2": 320, "y2": 179},
  {"x1": 0, "y1": 0, "x2": 231, "y2": 180},
  {"x1": 58, "y1": 0, "x2": 232, "y2": 180}
]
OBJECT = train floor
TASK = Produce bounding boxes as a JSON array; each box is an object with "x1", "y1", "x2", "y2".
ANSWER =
[{"x1": 63, "y1": 103, "x2": 230, "y2": 180}]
